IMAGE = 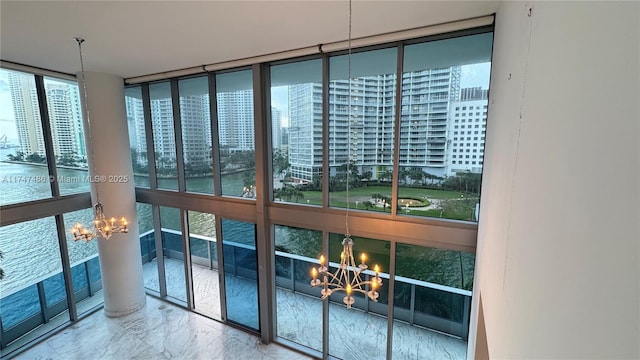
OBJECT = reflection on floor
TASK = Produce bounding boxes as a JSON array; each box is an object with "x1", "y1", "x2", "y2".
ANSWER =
[
  {"x1": 14, "y1": 296, "x2": 310, "y2": 360},
  {"x1": 278, "y1": 290, "x2": 468, "y2": 360},
  {"x1": 1, "y1": 290, "x2": 105, "y2": 357},
  {"x1": 143, "y1": 257, "x2": 467, "y2": 360}
]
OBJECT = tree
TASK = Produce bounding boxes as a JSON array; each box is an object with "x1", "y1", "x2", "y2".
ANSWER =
[
  {"x1": 424, "y1": 172, "x2": 441, "y2": 185},
  {"x1": 57, "y1": 152, "x2": 78, "y2": 167},
  {"x1": 242, "y1": 170, "x2": 256, "y2": 188},
  {"x1": 275, "y1": 184, "x2": 304, "y2": 202},
  {"x1": 336, "y1": 161, "x2": 361, "y2": 188},
  {"x1": 26, "y1": 153, "x2": 46, "y2": 164},
  {"x1": 441, "y1": 171, "x2": 481, "y2": 193},
  {"x1": 379, "y1": 168, "x2": 393, "y2": 182},
  {"x1": 363, "y1": 201, "x2": 373, "y2": 210},
  {"x1": 399, "y1": 168, "x2": 411, "y2": 185},
  {"x1": 272, "y1": 149, "x2": 289, "y2": 177},
  {"x1": 361, "y1": 170, "x2": 372, "y2": 182},
  {"x1": 408, "y1": 168, "x2": 426, "y2": 185}
]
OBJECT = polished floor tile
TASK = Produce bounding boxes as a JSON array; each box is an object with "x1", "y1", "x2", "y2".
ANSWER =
[
  {"x1": 14, "y1": 258, "x2": 466, "y2": 359},
  {"x1": 146, "y1": 258, "x2": 468, "y2": 360},
  {"x1": 14, "y1": 296, "x2": 311, "y2": 360}
]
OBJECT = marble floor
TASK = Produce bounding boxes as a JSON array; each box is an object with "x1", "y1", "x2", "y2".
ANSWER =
[
  {"x1": 14, "y1": 295, "x2": 311, "y2": 360},
  {"x1": 142, "y1": 257, "x2": 468, "y2": 360},
  {"x1": 11, "y1": 258, "x2": 465, "y2": 359}
]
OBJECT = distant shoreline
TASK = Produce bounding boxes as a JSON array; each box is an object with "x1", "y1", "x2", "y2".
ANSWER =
[{"x1": 1, "y1": 160, "x2": 249, "y2": 179}]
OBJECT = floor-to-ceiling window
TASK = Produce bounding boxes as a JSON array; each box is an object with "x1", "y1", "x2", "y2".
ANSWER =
[
  {"x1": 273, "y1": 225, "x2": 323, "y2": 351},
  {"x1": 329, "y1": 47, "x2": 397, "y2": 212},
  {"x1": 0, "y1": 69, "x2": 52, "y2": 205},
  {"x1": 187, "y1": 210, "x2": 220, "y2": 319},
  {"x1": 0, "y1": 68, "x2": 97, "y2": 356},
  {"x1": 149, "y1": 81, "x2": 178, "y2": 190},
  {"x1": 270, "y1": 59, "x2": 323, "y2": 205},
  {"x1": 179, "y1": 76, "x2": 213, "y2": 195},
  {"x1": 221, "y1": 219, "x2": 259, "y2": 330},
  {"x1": 216, "y1": 69, "x2": 255, "y2": 198},
  {"x1": 397, "y1": 32, "x2": 493, "y2": 222},
  {"x1": 125, "y1": 26, "x2": 492, "y2": 360}
]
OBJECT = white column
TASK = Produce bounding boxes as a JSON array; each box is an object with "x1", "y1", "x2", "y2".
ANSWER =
[{"x1": 79, "y1": 71, "x2": 146, "y2": 317}]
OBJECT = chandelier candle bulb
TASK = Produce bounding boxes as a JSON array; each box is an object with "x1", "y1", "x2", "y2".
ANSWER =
[
  {"x1": 310, "y1": 267, "x2": 321, "y2": 286},
  {"x1": 359, "y1": 253, "x2": 368, "y2": 270}
]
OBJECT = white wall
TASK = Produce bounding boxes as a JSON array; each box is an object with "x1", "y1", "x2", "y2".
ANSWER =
[{"x1": 470, "y1": 1, "x2": 640, "y2": 358}]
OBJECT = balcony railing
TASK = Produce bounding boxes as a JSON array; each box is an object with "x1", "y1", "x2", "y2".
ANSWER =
[
  {"x1": 0, "y1": 256, "x2": 103, "y2": 349},
  {"x1": 2, "y1": 229, "x2": 472, "y2": 350},
  {"x1": 273, "y1": 251, "x2": 471, "y2": 340}
]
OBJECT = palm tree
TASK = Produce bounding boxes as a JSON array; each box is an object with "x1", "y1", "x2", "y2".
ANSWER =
[{"x1": 379, "y1": 168, "x2": 392, "y2": 182}]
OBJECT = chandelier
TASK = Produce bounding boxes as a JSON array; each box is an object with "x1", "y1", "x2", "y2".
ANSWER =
[
  {"x1": 311, "y1": 236, "x2": 381, "y2": 308},
  {"x1": 70, "y1": 37, "x2": 128, "y2": 242},
  {"x1": 72, "y1": 203, "x2": 128, "y2": 241},
  {"x1": 310, "y1": 0, "x2": 381, "y2": 308}
]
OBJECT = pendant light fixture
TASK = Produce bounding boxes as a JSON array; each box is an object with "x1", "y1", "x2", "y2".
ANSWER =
[
  {"x1": 70, "y1": 37, "x2": 128, "y2": 242},
  {"x1": 310, "y1": 0, "x2": 381, "y2": 308}
]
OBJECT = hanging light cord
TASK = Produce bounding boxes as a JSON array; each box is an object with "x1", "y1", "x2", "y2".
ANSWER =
[
  {"x1": 345, "y1": 0, "x2": 352, "y2": 237},
  {"x1": 75, "y1": 37, "x2": 100, "y2": 204}
]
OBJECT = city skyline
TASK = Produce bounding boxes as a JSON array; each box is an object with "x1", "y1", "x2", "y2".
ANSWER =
[
  {"x1": 4, "y1": 61, "x2": 489, "y2": 180},
  {"x1": 1, "y1": 69, "x2": 86, "y2": 161}
]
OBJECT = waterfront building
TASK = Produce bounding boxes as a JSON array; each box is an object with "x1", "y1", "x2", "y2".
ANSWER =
[
  {"x1": 8, "y1": 71, "x2": 45, "y2": 157},
  {"x1": 180, "y1": 93, "x2": 211, "y2": 168},
  {"x1": 217, "y1": 91, "x2": 254, "y2": 152}
]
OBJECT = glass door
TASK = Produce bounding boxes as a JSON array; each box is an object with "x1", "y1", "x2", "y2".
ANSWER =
[{"x1": 220, "y1": 218, "x2": 259, "y2": 330}]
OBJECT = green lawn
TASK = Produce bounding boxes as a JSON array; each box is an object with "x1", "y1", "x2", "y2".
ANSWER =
[
  {"x1": 294, "y1": 186, "x2": 473, "y2": 204},
  {"x1": 276, "y1": 185, "x2": 478, "y2": 221}
]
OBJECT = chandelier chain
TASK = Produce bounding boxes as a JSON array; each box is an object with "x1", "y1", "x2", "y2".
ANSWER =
[
  {"x1": 345, "y1": 0, "x2": 352, "y2": 236},
  {"x1": 75, "y1": 37, "x2": 100, "y2": 204},
  {"x1": 70, "y1": 37, "x2": 128, "y2": 242}
]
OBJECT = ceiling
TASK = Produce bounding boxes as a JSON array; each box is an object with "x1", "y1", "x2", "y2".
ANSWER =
[{"x1": 0, "y1": 1, "x2": 498, "y2": 79}]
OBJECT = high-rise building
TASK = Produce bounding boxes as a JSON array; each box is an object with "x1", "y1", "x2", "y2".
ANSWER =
[
  {"x1": 180, "y1": 94, "x2": 211, "y2": 167},
  {"x1": 217, "y1": 91, "x2": 254, "y2": 152},
  {"x1": 399, "y1": 67, "x2": 461, "y2": 179},
  {"x1": 45, "y1": 81, "x2": 84, "y2": 158},
  {"x1": 330, "y1": 75, "x2": 397, "y2": 180},
  {"x1": 8, "y1": 72, "x2": 45, "y2": 157},
  {"x1": 271, "y1": 106, "x2": 282, "y2": 150},
  {"x1": 9, "y1": 72, "x2": 85, "y2": 160},
  {"x1": 149, "y1": 97, "x2": 175, "y2": 166},
  {"x1": 127, "y1": 90, "x2": 249, "y2": 168},
  {"x1": 125, "y1": 95, "x2": 146, "y2": 166},
  {"x1": 446, "y1": 87, "x2": 489, "y2": 176},
  {"x1": 288, "y1": 83, "x2": 322, "y2": 181},
  {"x1": 286, "y1": 67, "x2": 465, "y2": 182}
]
